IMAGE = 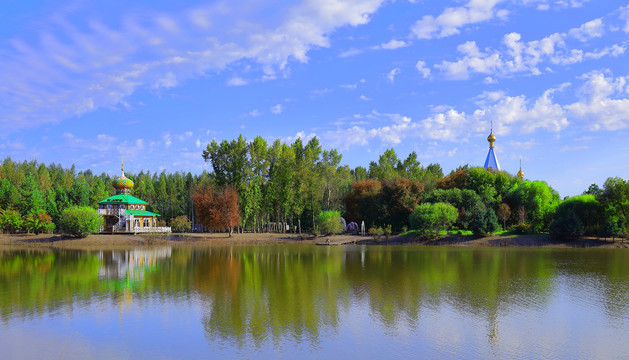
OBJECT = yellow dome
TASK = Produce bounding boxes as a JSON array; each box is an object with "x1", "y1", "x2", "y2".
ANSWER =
[
  {"x1": 113, "y1": 176, "x2": 134, "y2": 190},
  {"x1": 487, "y1": 133, "x2": 496, "y2": 142},
  {"x1": 517, "y1": 169, "x2": 524, "y2": 179}
]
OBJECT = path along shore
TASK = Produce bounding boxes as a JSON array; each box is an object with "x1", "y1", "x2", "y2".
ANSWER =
[{"x1": 0, "y1": 232, "x2": 627, "y2": 250}]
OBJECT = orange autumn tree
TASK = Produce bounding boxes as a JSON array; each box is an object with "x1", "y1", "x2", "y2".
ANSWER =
[{"x1": 193, "y1": 184, "x2": 241, "y2": 237}]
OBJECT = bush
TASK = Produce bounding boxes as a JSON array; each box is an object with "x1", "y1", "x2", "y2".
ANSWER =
[
  {"x1": 409, "y1": 202, "x2": 458, "y2": 236},
  {"x1": 368, "y1": 226, "x2": 384, "y2": 240},
  {"x1": 315, "y1": 211, "x2": 344, "y2": 235},
  {"x1": 0, "y1": 209, "x2": 23, "y2": 233},
  {"x1": 170, "y1": 215, "x2": 192, "y2": 233},
  {"x1": 550, "y1": 209, "x2": 584, "y2": 240},
  {"x1": 59, "y1": 206, "x2": 103, "y2": 238},
  {"x1": 25, "y1": 213, "x2": 56, "y2": 234},
  {"x1": 511, "y1": 223, "x2": 531, "y2": 234},
  {"x1": 471, "y1": 209, "x2": 500, "y2": 237}
]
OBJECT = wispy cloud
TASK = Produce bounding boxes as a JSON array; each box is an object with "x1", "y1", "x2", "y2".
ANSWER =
[{"x1": 0, "y1": 0, "x2": 385, "y2": 133}]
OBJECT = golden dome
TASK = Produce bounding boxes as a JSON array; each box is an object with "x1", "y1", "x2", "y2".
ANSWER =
[
  {"x1": 487, "y1": 132, "x2": 496, "y2": 149},
  {"x1": 113, "y1": 176, "x2": 134, "y2": 190},
  {"x1": 517, "y1": 169, "x2": 524, "y2": 179},
  {"x1": 113, "y1": 158, "x2": 133, "y2": 194}
]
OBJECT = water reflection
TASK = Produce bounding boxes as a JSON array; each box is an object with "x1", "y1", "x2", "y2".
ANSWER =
[{"x1": 1, "y1": 246, "x2": 628, "y2": 358}]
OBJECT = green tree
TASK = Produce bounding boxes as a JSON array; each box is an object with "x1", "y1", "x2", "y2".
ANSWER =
[
  {"x1": 19, "y1": 174, "x2": 45, "y2": 215},
  {"x1": 24, "y1": 213, "x2": 56, "y2": 234},
  {"x1": 471, "y1": 208, "x2": 500, "y2": 237},
  {"x1": 0, "y1": 209, "x2": 23, "y2": 233},
  {"x1": 550, "y1": 194, "x2": 603, "y2": 237},
  {"x1": 409, "y1": 202, "x2": 458, "y2": 236},
  {"x1": 315, "y1": 211, "x2": 344, "y2": 235},
  {"x1": 59, "y1": 206, "x2": 103, "y2": 238},
  {"x1": 549, "y1": 209, "x2": 584, "y2": 240},
  {"x1": 369, "y1": 148, "x2": 399, "y2": 179},
  {"x1": 170, "y1": 215, "x2": 192, "y2": 233},
  {"x1": 508, "y1": 180, "x2": 561, "y2": 231}
]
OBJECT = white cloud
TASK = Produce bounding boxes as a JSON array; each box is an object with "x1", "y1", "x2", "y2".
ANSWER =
[
  {"x1": 227, "y1": 77, "x2": 248, "y2": 86},
  {"x1": 377, "y1": 39, "x2": 409, "y2": 50},
  {"x1": 339, "y1": 48, "x2": 364, "y2": 57},
  {"x1": 320, "y1": 80, "x2": 583, "y2": 151},
  {"x1": 1, "y1": 0, "x2": 386, "y2": 132},
  {"x1": 270, "y1": 104, "x2": 284, "y2": 114},
  {"x1": 415, "y1": 60, "x2": 431, "y2": 78},
  {"x1": 522, "y1": 0, "x2": 591, "y2": 10},
  {"x1": 359, "y1": 94, "x2": 372, "y2": 101},
  {"x1": 621, "y1": 5, "x2": 629, "y2": 32},
  {"x1": 435, "y1": 15, "x2": 624, "y2": 80},
  {"x1": 284, "y1": 131, "x2": 316, "y2": 144},
  {"x1": 248, "y1": 109, "x2": 262, "y2": 117},
  {"x1": 565, "y1": 70, "x2": 629, "y2": 130},
  {"x1": 387, "y1": 68, "x2": 400, "y2": 83},
  {"x1": 411, "y1": 0, "x2": 505, "y2": 39},
  {"x1": 568, "y1": 18, "x2": 604, "y2": 41}
]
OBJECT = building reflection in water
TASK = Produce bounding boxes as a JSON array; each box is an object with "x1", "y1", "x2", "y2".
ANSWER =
[{"x1": 97, "y1": 248, "x2": 172, "y2": 282}]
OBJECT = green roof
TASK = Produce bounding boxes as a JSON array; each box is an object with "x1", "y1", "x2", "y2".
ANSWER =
[
  {"x1": 125, "y1": 209, "x2": 161, "y2": 217},
  {"x1": 98, "y1": 194, "x2": 148, "y2": 205}
]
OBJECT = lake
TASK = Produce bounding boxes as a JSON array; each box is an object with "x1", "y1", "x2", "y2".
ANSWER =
[{"x1": 1, "y1": 245, "x2": 628, "y2": 359}]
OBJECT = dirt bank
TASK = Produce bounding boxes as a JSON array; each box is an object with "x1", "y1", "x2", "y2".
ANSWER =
[{"x1": 0, "y1": 232, "x2": 626, "y2": 250}]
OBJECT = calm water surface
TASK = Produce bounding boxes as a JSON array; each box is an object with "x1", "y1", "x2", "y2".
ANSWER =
[{"x1": 1, "y1": 245, "x2": 628, "y2": 359}]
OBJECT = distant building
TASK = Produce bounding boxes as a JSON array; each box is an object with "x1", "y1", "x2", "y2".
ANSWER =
[
  {"x1": 484, "y1": 129, "x2": 501, "y2": 171},
  {"x1": 98, "y1": 162, "x2": 170, "y2": 233}
]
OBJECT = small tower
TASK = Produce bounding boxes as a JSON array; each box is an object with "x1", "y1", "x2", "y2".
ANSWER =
[
  {"x1": 517, "y1": 158, "x2": 524, "y2": 180},
  {"x1": 484, "y1": 121, "x2": 501, "y2": 171}
]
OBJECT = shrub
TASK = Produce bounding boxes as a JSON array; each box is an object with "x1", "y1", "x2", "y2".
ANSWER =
[
  {"x1": 59, "y1": 206, "x2": 103, "y2": 238},
  {"x1": 384, "y1": 224, "x2": 392, "y2": 240},
  {"x1": 315, "y1": 211, "x2": 344, "y2": 235},
  {"x1": 550, "y1": 209, "x2": 584, "y2": 240},
  {"x1": 409, "y1": 202, "x2": 458, "y2": 236},
  {"x1": 368, "y1": 226, "x2": 384, "y2": 240},
  {"x1": 170, "y1": 215, "x2": 192, "y2": 233},
  {"x1": 0, "y1": 209, "x2": 23, "y2": 233},
  {"x1": 511, "y1": 223, "x2": 531, "y2": 234},
  {"x1": 471, "y1": 208, "x2": 500, "y2": 237},
  {"x1": 551, "y1": 194, "x2": 603, "y2": 236},
  {"x1": 25, "y1": 213, "x2": 56, "y2": 234}
]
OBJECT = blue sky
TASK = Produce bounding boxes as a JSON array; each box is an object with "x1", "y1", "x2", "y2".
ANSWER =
[{"x1": 1, "y1": 0, "x2": 629, "y2": 197}]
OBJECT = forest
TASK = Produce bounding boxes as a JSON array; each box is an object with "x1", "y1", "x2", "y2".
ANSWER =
[{"x1": 0, "y1": 134, "x2": 627, "y2": 239}]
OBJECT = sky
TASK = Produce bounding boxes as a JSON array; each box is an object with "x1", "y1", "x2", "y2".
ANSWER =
[{"x1": 1, "y1": 0, "x2": 629, "y2": 198}]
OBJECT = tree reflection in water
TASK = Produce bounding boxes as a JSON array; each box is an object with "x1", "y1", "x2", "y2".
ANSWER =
[{"x1": 1, "y1": 246, "x2": 628, "y2": 352}]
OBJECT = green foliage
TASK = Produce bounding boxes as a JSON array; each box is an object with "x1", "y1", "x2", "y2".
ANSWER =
[
  {"x1": 314, "y1": 211, "x2": 344, "y2": 235},
  {"x1": 368, "y1": 226, "x2": 384, "y2": 240},
  {"x1": 59, "y1": 206, "x2": 103, "y2": 238},
  {"x1": 470, "y1": 209, "x2": 500, "y2": 238},
  {"x1": 550, "y1": 194, "x2": 603, "y2": 238},
  {"x1": 170, "y1": 215, "x2": 192, "y2": 233},
  {"x1": 549, "y1": 209, "x2": 584, "y2": 240},
  {"x1": 424, "y1": 188, "x2": 484, "y2": 229},
  {"x1": 0, "y1": 209, "x2": 23, "y2": 233},
  {"x1": 25, "y1": 213, "x2": 55, "y2": 234},
  {"x1": 508, "y1": 180, "x2": 561, "y2": 231},
  {"x1": 409, "y1": 202, "x2": 458, "y2": 236}
]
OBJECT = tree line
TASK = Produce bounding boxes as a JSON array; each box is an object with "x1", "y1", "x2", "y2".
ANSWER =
[{"x1": 0, "y1": 134, "x2": 627, "y2": 239}]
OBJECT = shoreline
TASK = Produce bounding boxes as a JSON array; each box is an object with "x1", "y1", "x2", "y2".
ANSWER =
[{"x1": 0, "y1": 232, "x2": 627, "y2": 250}]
